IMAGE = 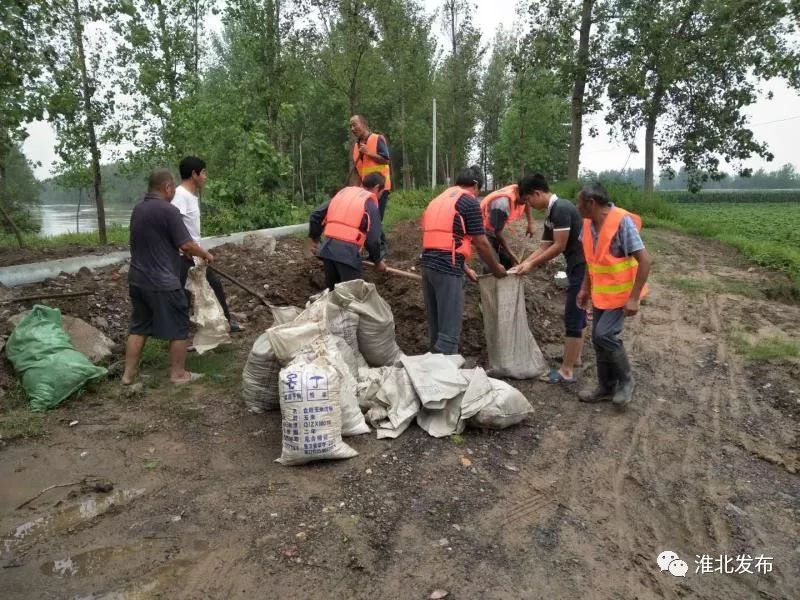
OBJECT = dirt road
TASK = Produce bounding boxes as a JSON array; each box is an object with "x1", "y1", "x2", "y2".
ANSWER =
[{"x1": 1, "y1": 225, "x2": 798, "y2": 599}]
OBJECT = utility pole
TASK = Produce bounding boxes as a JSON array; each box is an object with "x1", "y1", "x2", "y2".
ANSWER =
[{"x1": 431, "y1": 98, "x2": 437, "y2": 189}]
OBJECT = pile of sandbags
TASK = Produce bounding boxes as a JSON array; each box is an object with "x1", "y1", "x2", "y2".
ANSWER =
[{"x1": 242, "y1": 280, "x2": 534, "y2": 466}]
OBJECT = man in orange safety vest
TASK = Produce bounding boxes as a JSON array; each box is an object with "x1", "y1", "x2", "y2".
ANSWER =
[
  {"x1": 575, "y1": 182, "x2": 652, "y2": 408},
  {"x1": 420, "y1": 165, "x2": 506, "y2": 355},
  {"x1": 479, "y1": 183, "x2": 535, "y2": 269},
  {"x1": 350, "y1": 115, "x2": 391, "y2": 255},
  {"x1": 308, "y1": 173, "x2": 388, "y2": 290}
]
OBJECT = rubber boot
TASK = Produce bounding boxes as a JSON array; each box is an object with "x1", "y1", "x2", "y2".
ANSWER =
[
  {"x1": 578, "y1": 349, "x2": 616, "y2": 403},
  {"x1": 610, "y1": 348, "x2": 635, "y2": 408}
]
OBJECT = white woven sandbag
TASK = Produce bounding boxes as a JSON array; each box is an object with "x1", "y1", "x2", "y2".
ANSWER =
[
  {"x1": 271, "y1": 305, "x2": 303, "y2": 325},
  {"x1": 276, "y1": 355, "x2": 358, "y2": 466},
  {"x1": 400, "y1": 353, "x2": 468, "y2": 409},
  {"x1": 478, "y1": 275, "x2": 547, "y2": 379},
  {"x1": 241, "y1": 332, "x2": 280, "y2": 413},
  {"x1": 469, "y1": 378, "x2": 533, "y2": 429},
  {"x1": 294, "y1": 336, "x2": 370, "y2": 436},
  {"x1": 185, "y1": 262, "x2": 230, "y2": 354},
  {"x1": 329, "y1": 280, "x2": 401, "y2": 366}
]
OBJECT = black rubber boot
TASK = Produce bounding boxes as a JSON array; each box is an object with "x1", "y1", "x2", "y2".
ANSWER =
[
  {"x1": 610, "y1": 348, "x2": 635, "y2": 408},
  {"x1": 578, "y1": 349, "x2": 616, "y2": 403}
]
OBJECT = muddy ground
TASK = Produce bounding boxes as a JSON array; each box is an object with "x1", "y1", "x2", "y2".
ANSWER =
[{"x1": 0, "y1": 221, "x2": 798, "y2": 600}]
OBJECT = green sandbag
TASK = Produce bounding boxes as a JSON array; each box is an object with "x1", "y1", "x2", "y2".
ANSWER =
[{"x1": 6, "y1": 305, "x2": 108, "y2": 411}]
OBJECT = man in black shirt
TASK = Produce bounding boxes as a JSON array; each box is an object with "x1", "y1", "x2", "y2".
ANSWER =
[
  {"x1": 513, "y1": 174, "x2": 587, "y2": 384},
  {"x1": 122, "y1": 169, "x2": 214, "y2": 386}
]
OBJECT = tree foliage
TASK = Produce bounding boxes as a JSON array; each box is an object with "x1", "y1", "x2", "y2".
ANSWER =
[{"x1": 605, "y1": 0, "x2": 800, "y2": 193}]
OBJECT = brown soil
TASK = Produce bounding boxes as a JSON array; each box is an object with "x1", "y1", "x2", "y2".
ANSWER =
[
  {"x1": 0, "y1": 223, "x2": 798, "y2": 600},
  {"x1": 0, "y1": 243, "x2": 128, "y2": 268}
]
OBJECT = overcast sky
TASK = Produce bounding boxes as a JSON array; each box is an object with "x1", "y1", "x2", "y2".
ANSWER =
[{"x1": 22, "y1": 0, "x2": 800, "y2": 180}]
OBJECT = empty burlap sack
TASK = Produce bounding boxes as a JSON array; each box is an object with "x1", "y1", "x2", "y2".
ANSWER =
[
  {"x1": 478, "y1": 275, "x2": 547, "y2": 379},
  {"x1": 185, "y1": 261, "x2": 230, "y2": 354}
]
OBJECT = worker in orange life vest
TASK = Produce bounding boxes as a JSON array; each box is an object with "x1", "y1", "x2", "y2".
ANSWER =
[
  {"x1": 350, "y1": 115, "x2": 391, "y2": 255},
  {"x1": 575, "y1": 182, "x2": 652, "y2": 408},
  {"x1": 420, "y1": 166, "x2": 506, "y2": 355},
  {"x1": 479, "y1": 183, "x2": 535, "y2": 269},
  {"x1": 308, "y1": 173, "x2": 388, "y2": 291}
]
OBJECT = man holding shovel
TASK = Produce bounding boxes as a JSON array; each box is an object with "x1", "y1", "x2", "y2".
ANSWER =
[
  {"x1": 479, "y1": 183, "x2": 536, "y2": 269},
  {"x1": 512, "y1": 174, "x2": 586, "y2": 384},
  {"x1": 308, "y1": 173, "x2": 388, "y2": 290}
]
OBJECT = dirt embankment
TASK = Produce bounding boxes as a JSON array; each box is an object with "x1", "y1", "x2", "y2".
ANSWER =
[{"x1": 0, "y1": 222, "x2": 798, "y2": 600}]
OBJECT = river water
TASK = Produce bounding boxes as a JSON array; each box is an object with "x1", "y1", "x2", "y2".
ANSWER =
[{"x1": 36, "y1": 203, "x2": 133, "y2": 237}]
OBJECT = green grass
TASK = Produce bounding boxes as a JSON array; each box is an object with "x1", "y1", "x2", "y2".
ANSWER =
[
  {"x1": 650, "y1": 202, "x2": 800, "y2": 294},
  {"x1": 663, "y1": 275, "x2": 762, "y2": 299},
  {"x1": 0, "y1": 409, "x2": 48, "y2": 441},
  {"x1": 729, "y1": 330, "x2": 800, "y2": 361},
  {"x1": 0, "y1": 224, "x2": 129, "y2": 249}
]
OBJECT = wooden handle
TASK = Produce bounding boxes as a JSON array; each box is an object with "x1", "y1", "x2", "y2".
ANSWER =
[
  {"x1": 206, "y1": 264, "x2": 272, "y2": 306},
  {"x1": 363, "y1": 260, "x2": 422, "y2": 281}
]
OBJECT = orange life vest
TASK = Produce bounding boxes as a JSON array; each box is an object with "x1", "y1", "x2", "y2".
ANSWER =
[
  {"x1": 582, "y1": 207, "x2": 649, "y2": 310},
  {"x1": 421, "y1": 186, "x2": 473, "y2": 263},
  {"x1": 322, "y1": 187, "x2": 378, "y2": 249},
  {"x1": 352, "y1": 133, "x2": 391, "y2": 191},
  {"x1": 480, "y1": 184, "x2": 526, "y2": 233}
]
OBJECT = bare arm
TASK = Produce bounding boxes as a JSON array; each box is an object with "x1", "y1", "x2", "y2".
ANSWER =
[
  {"x1": 179, "y1": 240, "x2": 213, "y2": 263},
  {"x1": 472, "y1": 234, "x2": 506, "y2": 278},
  {"x1": 524, "y1": 205, "x2": 535, "y2": 237},
  {"x1": 514, "y1": 230, "x2": 568, "y2": 276},
  {"x1": 629, "y1": 247, "x2": 652, "y2": 301},
  {"x1": 493, "y1": 228, "x2": 519, "y2": 265}
]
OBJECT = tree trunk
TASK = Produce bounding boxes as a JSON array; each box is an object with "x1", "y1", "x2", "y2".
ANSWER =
[
  {"x1": 0, "y1": 131, "x2": 24, "y2": 246},
  {"x1": 644, "y1": 88, "x2": 665, "y2": 196},
  {"x1": 192, "y1": 0, "x2": 199, "y2": 77},
  {"x1": 298, "y1": 127, "x2": 305, "y2": 202},
  {"x1": 401, "y1": 98, "x2": 410, "y2": 189},
  {"x1": 567, "y1": 0, "x2": 594, "y2": 181},
  {"x1": 0, "y1": 204, "x2": 24, "y2": 247},
  {"x1": 644, "y1": 115, "x2": 657, "y2": 196},
  {"x1": 72, "y1": 0, "x2": 106, "y2": 244}
]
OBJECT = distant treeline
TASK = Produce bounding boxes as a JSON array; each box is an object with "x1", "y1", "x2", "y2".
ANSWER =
[
  {"x1": 40, "y1": 164, "x2": 149, "y2": 206},
  {"x1": 582, "y1": 164, "x2": 800, "y2": 191}
]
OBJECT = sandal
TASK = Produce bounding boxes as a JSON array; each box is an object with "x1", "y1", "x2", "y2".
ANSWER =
[
  {"x1": 540, "y1": 368, "x2": 577, "y2": 384},
  {"x1": 171, "y1": 372, "x2": 204, "y2": 385}
]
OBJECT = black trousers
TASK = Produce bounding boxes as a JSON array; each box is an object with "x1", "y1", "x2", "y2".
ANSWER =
[
  {"x1": 180, "y1": 257, "x2": 231, "y2": 321},
  {"x1": 323, "y1": 259, "x2": 362, "y2": 291}
]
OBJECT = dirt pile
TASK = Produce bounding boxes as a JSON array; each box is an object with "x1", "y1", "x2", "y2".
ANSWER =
[{"x1": 0, "y1": 219, "x2": 568, "y2": 397}]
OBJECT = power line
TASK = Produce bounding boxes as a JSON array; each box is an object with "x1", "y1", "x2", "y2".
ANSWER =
[{"x1": 749, "y1": 114, "x2": 800, "y2": 127}]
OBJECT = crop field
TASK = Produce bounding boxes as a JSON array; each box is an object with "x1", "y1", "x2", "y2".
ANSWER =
[{"x1": 657, "y1": 201, "x2": 800, "y2": 290}]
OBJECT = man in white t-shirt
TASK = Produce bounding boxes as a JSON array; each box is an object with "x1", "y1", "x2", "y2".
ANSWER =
[{"x1": 173, "y1": 156, "x2": 243, "y2": 333}]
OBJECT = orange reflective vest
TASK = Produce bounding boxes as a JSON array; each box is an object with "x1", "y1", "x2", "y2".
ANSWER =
[
  {"x1": 480, "y1": 184, "x2": 526, "y2": 233},
  {"x1": 421, "y1": 186, "x2": 473, "y2": 263},
  {"x1": 352, "y1": 133, "x2": 391, "y2": 191},
  {"x1": 582, "y1": 207, "x2": 649, "y2": 310},
  {"x1": 322, "y1": 186, "x2": 378, "y2": 249}
]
